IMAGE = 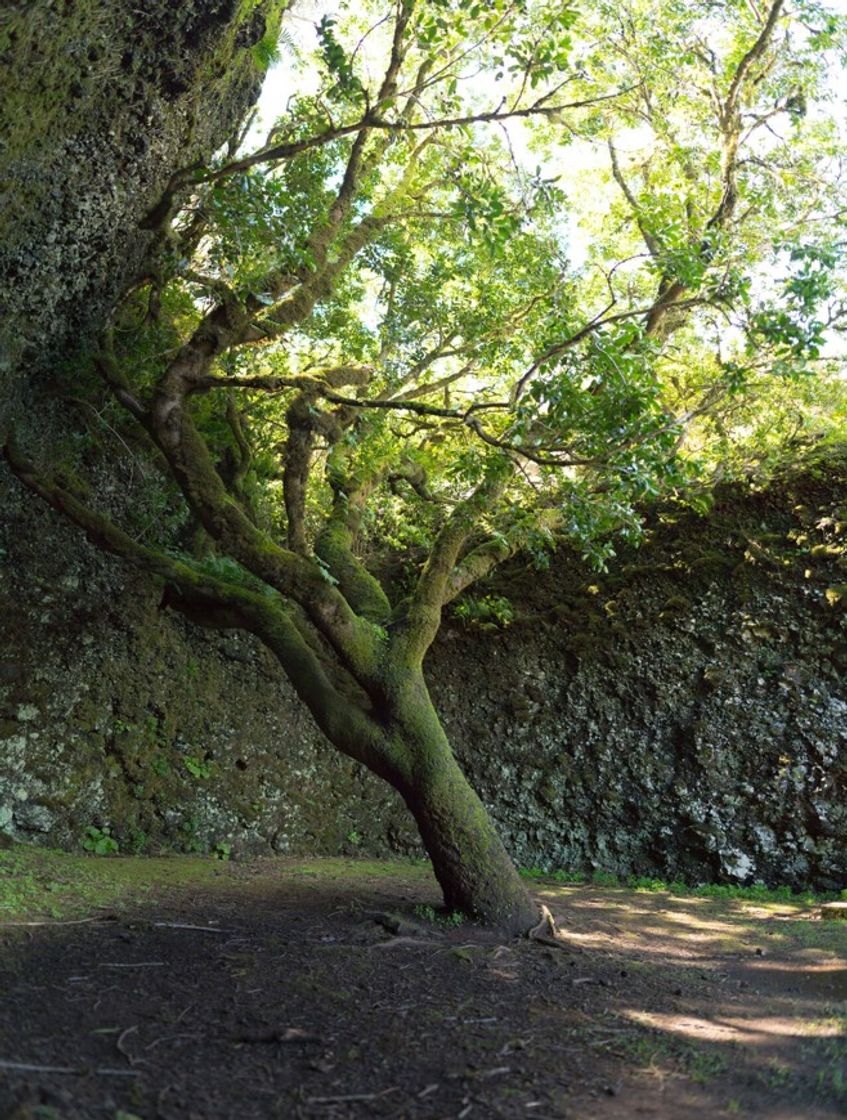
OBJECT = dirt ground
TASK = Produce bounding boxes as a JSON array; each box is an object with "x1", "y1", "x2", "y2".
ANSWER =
[{"x1": 0, "y1": 855, "x2": 845, "y2": 1120}]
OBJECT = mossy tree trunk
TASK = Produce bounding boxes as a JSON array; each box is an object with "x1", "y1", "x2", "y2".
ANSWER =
[
  {"x1": 390, "y1": 693, "x2": 538, "y2": 933},
  {"x1": 2, "y1": 23, "x2": 541, "y2": 932},
  {"x1": 311, "y1": 680, "x2": 536, "y2": 933},
  {"x1": 333, "y1": 664, "x2": 537, "y2": 934},
  {"x1": 7, "y1": 432, "x2": 538, "y2": 931},
  {"x1": 250, "y1": 598, "x2": 537, "y2": 931}
]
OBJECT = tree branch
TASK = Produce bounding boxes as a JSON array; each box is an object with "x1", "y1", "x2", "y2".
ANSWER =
[
  {"x1": 395, "y1": 473, "x2": 507, "y2": 664},
  {"x1": 608, "y1": 140, "x2": 661, "y2": 257},
  {"x1": 442, "y1": 536, "x2": 515, "y2": 604},
  {"x1": 3, "y1": 435, "x2": 405, "y2": 779}
]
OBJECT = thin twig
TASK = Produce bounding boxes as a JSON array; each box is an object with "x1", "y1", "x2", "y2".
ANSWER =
[
  {"x1": 99, "y1": 962, "x2": 165, "y2": 969},
  {"x1": 152, "y1": 922, "x2": 234, "y2": 933},
  {"x1": 0, "y1": 1060, "x2": 139, "y2": 1077},
  {"x1": 308, "y1": 1088, "x2": 400, "y2": 1104},
  {"x1": 0, "y1": 917, "x2": 104, "y2": 928},
  {"x1": 144, "y1": 1033, "x2": 202, "y2": 1052},
  {"x1": 370, "y1": 936, "x2": 447, "y2": 949},
  {"x1": 116, "y1": 1024, "x2": 140, "y2": 1067}
]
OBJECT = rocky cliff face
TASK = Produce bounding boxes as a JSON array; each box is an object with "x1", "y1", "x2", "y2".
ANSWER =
[
  {"x1": 0, "y1": 2, "x2": 844, "y2": 890},
  {"x1": 2, "y1": 453, "x2": 844, "y2": 888},
  {"x1": 433, "y1": 463, "x2": 847, "y2": 890},
  {"x1": 0, "y1": 0, "x2": 282, "y2": 393}
]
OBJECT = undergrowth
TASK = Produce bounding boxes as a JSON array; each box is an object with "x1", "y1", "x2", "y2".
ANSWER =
[
  {"x1": 519, "y1": 866, "x2": 841, "y2": 904},
  {"x1": 0, "y1": 845, "x2": 838, "y2": 925}
]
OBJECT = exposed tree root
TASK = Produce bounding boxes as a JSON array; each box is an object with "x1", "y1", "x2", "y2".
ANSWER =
[{"x1": 527, "y1": 903, "x2": 579, "y2": 950}]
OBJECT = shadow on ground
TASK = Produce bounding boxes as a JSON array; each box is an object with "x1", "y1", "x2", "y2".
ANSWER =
[{"x1": 0, "y1": 855, "x2": 844, "y2": 1119}]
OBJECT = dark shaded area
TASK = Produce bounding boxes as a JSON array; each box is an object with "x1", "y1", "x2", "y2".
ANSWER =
[
  {"x1": 0, "y1": 864, "x2": 844, "y2": 1119},
  {"x1": 434, "y1": 451, "x2": 847, "y2": 890}
]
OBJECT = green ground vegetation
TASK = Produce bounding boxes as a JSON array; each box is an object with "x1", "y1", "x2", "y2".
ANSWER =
[{"x1": 0, "y1": 845, "x2": 841, "y2": 925}]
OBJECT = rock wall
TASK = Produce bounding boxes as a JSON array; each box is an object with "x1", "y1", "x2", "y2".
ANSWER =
[
  {"x1": 2, "y1": 455, "x2": 845, "y2": 888},
  {"x1": 433, "y1": 463, "x2": 847, "y2": 890},
  {"x1": 0, "y1": 0, "x2": 283, "y2": 392},
  {"x1": 0, "y1": 0, "x2": 403, "y2": 867},
  {"x1": 0, "y1": 495, "x2": 407, "y2": 858}
]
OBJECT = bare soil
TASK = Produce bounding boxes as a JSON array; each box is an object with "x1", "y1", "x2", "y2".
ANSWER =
[{"x1": 0, "y1": 857, "x2": 844, "y2": 1119}]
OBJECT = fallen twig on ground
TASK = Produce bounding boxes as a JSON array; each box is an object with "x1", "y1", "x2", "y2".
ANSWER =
[
  {"x1": 308, "y1": 1087, "x2": 400, "y2": 1104},
  {"x1": 0, "y1": 1059, "x2": 139, "y2": 1077},
  {"x1": 0, "y1": 917, "x2": 106, "y2": 928},
  {"x1": 152, "y1": 922, "x2": 234, "y2": 933},
  {"x1": 99, "y1": 961, "x2": 165, "y2": 969}
]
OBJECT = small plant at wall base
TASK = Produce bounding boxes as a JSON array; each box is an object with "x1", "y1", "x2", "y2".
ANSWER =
[
  {"x1": 82, "y1": 826, "x2": 119, "y2": 855},
  {"x1": 179, "y1": 818, "x2": 205, "y2": 854},
  {"x1": 184, "y1": 755, "x2": 214, "y2": 780},
  {"x1": 414, "y1": 904, "x2": 464, "y2": 928},
  {"x1": 6, "y1": 0, "x2": 847, "y2": 931}
]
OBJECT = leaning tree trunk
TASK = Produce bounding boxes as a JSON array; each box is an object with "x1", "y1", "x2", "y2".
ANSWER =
[
  {"x1": 371, "y1": 670, "x2": 539, "y2": 935},
  {"x1": 401, "y1": 746, "x2": 539, "y2": 934}
]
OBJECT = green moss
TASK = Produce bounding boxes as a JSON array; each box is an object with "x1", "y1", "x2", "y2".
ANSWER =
[
  {"x1": 286, "y1": 856, "x2": 432, "y2": 881},
  {"x1": 524, "y1": 868, "x2": 836, "y2": 905},
  {"x1": 0, "y1": 847, "x2": 434, "y2": 922},
  {"x1": 0, "y1": 0, "x2": 285, "y2": 237},
  {"x1": 0, "y1": 843, "x2": 224, "y2": 920},
  {"x1": 688, "y1": 550, "x2": 737, "y2": 574},
  {"x1": 660, "y1": 594, "x2": 693, "y2": 616}
]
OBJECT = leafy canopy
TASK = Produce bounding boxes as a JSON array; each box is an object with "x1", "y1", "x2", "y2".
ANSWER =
[{"x1": 57, "y1": 0, "x2": 847, "y2": 583}]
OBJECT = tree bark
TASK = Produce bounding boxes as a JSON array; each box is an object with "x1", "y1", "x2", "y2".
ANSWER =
[
  {"x1": 261, "y1": 628, "x2": 538, "y2": 933},
  {"x1": 401, "y1": 747, "x2": 539, "y2": 935},
  {"x1": 369, "y1": 670, "x2": 538, "y2": 935}
]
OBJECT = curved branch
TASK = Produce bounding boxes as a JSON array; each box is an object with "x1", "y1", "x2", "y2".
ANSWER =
[
  {"x1": 442, "y1": 536, "x2": 515, "y2": 605},
  {"x1": 255, "y1": 214, "x2": 390, "y2": 339},
  {"x1": 394, "y1": 473, "x2": 508, "y2": 664},
  {"x1": 4, "y1": 436, "x2": 404, "y2": 780},
  {"x1": 608, "y1": 140, "x2": 661, "y2": 258},
  {"x1": 190, "y1": 86, "x2": 637, "y2": 188},
  {"x1": 315, "y1": 509, "x2": 392, "y2": 623},
  {"x1": 314, "y1": 439, "x2": 393, "y2": 623}
]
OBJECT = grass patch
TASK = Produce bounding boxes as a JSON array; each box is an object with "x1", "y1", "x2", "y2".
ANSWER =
[
  {"x1": 520, "y1": 866, "x2": 837, "y2": 905},
  {"x1": 620, "y1": 1030, "x2": 729, "y2": 1085},
  {"x1": 0, "y1": 845, "x2": 228, "y2": 922},
  {"x1": 521, "y1": 866, "x2": 587, "y2": 884},
  {"x1": 0, "y1": 848, "x2": 438, "y2": 923},
  {"x1": 285, "y1": 856, "x2": 433, "y2": 881}
]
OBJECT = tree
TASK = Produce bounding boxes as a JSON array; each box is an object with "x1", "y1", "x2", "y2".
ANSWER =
[{"x1": 7, "y1": 0, "x2": 847, "y2": 932}]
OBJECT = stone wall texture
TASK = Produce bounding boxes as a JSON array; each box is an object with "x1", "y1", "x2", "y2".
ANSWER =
[
  {"x1": 0, "y1": 0, "x2": 282, "y2": 391},
  {"x1": 2, "y1": 459, "x2": 845, "y2": 888}
]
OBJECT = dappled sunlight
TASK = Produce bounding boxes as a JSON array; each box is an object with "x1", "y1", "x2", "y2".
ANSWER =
[
  {"x1": 744, "y1": 958, "x2": 846, "y2": 976},
  {"x1": 541, "y1": 889, "x2": 778, "y2": 960},
  {"x1": 718, "y1": 1015, "x2": 845, "y2": 1039},
  {"x1": 622, "y1": 1007, "x2": 845, "y2": 1046},
  {"x1": 536, "y1": 887, "x2": 810, "y2": 922},
  {"x1": 647, "y1": 908, "x2": 755, "y2": 935},
  {"x1": 625, "y1": 1008, "x2": 746, "y2": 1043},
  {"x1": 539, "y1": 887, "x2": 838, "y2": 964}
]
